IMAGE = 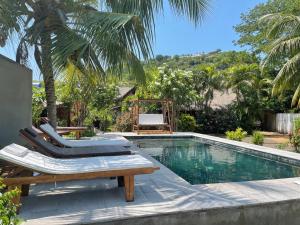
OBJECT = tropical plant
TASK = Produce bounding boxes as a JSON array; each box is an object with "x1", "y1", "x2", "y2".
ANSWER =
[
  {"x1": 32, "y1": 86, "x2": 45, "y2": 126},
  {"x1": 252, "y1": 131, "x2": 264, "y2": 145},
  {"x1": 260, "y1": 13, "x2": 300, "y2": 107},
  {"x1": 114, "y1": 112, "x2": 132, "y2": 132},
  {"x1": 225, "y1": 127, "x2": 247, "y2": 141},
  {"x1": 0, "y1": 0, "x2": 209, "y2": 128},
  {"x1": 192, "y1": 64, "x2": 223, "y2": 109},
  {"x1": 290, "y1": 118, "x2": 300, "y2": 152},
  {"x1": 234, "y1": 0, "x2": 300, "y2": 55},
  {"x1": 0, "y1": 178, "x2": 21, "y2": 225},
  {"x1": 177, "y1": 114, "x2": 197, "y2": 132},
  {"x1": 150, "y1": 66, "x2": 199, "y2": 115},
  {"x1": 195, "y1": 106, "x2": 239, "y2": 134}
]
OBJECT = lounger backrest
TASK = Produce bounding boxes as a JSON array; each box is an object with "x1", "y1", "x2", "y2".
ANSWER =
[
  {"x1": 20, "y1": 128, "x2": 60, "y2": 157},
  {"x1": 39, "y1": 124, "x2": 70, "y2": 147},
  {"x1": 138, "y1": 114, "x2": 165, "y2": 125},
  {"x1": 0, "y1": 144, "x2": 154, "y2": 175}
]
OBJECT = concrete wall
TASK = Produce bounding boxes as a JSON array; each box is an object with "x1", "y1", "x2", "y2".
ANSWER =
[
  {"x1": 100, "y1": 199, "x2": 300, "y2": 225},
  {"x1": 0, "y1": 55, "x2": 32, "y2": 147}
]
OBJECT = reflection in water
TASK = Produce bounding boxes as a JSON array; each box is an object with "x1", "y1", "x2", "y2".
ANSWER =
[{"x1": 134, "y1": 138, "x2": 300, "y2": 185}]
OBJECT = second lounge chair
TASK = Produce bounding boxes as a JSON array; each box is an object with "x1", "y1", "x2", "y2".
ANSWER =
[
  {"x1": 20, "y1": 128, "x2": 134, "y2": 158},
  {"x1": 40, "y1": 123, "x2": 131, "y2": 148}
]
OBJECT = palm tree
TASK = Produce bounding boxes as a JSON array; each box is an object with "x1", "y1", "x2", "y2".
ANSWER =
[
  {"x1": 261, "y1": 13, "x2": 300, "y2": 107},
  {"x1": 0, "y1": 0, "x2": 209, "y2": 128}
]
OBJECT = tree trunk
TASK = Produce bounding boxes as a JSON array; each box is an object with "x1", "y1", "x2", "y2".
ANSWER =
[{"x1": 40, "y1": 34, "x2": 57, "y2": 129}]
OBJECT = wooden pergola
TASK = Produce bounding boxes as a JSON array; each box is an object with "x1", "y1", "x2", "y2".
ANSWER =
[{"x1": 131, "y1": 99, "x2": 174, "y2": 134}]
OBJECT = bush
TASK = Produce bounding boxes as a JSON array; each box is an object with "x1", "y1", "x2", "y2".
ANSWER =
[
  {"x1": 225, "y1": 127, "x2": 247, "y2": 141},
  {"x1": 252, "y1": 131, "x2": 264, "y2": 145},
  {"x1": 0, "y1": 178, "x2": 21, "y2": 225},
  {"x1": 84, "y1": 109, "x2": 113, "y2": 132},
  {"x1": 114, "y1": 112, "x2": 132, "y2": 132},
  {"x1": 177, "y1": 114, "x2": 197, "y2": 132},
  {"x1": 290, "y1": 118, "x2": 300, "y2": 152},
  {"x1": 81, "y1": 129, "x2": 96, "y2": 137},
  {"x1": 195, "y1": 107, "x2": 239, "y2": 134},
  {"x1": 32, "y1": 87, "x2": 45, "y2": 126}
]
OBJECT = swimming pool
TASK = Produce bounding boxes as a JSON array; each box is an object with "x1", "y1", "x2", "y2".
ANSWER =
[{"x1": 132, "y1": 137, "x2": 300, "y2": 185}]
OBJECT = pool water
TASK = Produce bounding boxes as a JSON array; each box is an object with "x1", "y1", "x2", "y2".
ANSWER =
[{"x1": 132, "y1": 138, "x2": 300, "y2": 184}]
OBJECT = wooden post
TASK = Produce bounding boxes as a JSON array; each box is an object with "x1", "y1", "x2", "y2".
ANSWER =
[
  {"x1": 124, "y1": 175, "x2": 134, "y2": 202},
  {"x1": 137, "y1": 99, "x2": 140, "y2": 134},
  {"x1": 75, "y1": 131, "x2": 81, "y2": 140},
  {"x1": 20, "y1": 170, "x2": 33, "y2": 196}
]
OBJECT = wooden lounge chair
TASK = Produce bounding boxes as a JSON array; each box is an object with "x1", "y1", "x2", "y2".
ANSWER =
[
  {"x1": 134, "y1": 114, "x2": 172, "y2": 134},
  {"x1": 20, "y1": 128, "x2": 133, "y2": 158},
  {"x1": 41, "y1": 117, "x2": 87, "y2": 139},
  {"x1": 40, "y1": 123, "x2": 131, "y2": 148},
  {"x1": 0, "y1": 144, "x2": 159, "y2": 207}
]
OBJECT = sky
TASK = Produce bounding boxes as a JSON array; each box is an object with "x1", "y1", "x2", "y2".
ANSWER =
[
  {"x1": 153, "y1": 0, "x2": 266, "y2": 56},
  {"x1": 0, "y1": 0, "x2": 267, "y2": 80}
]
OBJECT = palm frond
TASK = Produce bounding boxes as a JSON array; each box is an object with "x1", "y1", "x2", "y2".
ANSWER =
[
  {"x1": 260, "y1": 14, "x2": 300, "y2": 39},
  {"x1": 272, "y1": 53, "x2": 300, "y2": 95},
  {"x1": 51, "y1": 27, "x2": 105, "y2": 77},
  {"x1": 262, "y1": 36, "x2": 300, "y2": 68}
]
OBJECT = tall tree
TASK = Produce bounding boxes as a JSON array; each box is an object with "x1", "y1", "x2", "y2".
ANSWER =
[
  {"x1": 234, "y1": 0, "x2": 300, "y2": 55},
  {"x1": 0, "y1": 0, "x2": 209, "y2": 128},
  {"x1": 261, "y1": 13, "x2": 300, "y2": 107}
]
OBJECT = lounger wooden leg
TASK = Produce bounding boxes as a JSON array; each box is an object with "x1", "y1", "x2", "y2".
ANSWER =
[
  {"x1": 20, "y1": 170, "x2": 33, "y2": 196},
  {"x1": 117, "y1": 176, "x2": 124, "y2": 187},
  {"x1": 124, "y1": 175, "x2": 134, "y2": 202}
]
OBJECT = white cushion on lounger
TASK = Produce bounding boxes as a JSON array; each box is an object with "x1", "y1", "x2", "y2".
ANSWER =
[
  {"x1": 40, "y1": 124, "x2": 130, "y2": 147},
  {"x1": 138, "y1": 114, "x2": 166, "y2": 125},
  {"x1": 0, "y1": 144, "x2": 154, "y2": 175}
]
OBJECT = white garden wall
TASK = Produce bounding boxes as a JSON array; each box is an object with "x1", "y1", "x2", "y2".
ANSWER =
[{"x1": 275, "y1": 113, "x2": 300, "y2": 134}]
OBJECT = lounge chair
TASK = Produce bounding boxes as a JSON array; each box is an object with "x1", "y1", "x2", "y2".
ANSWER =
[
  {"x1": 32, "y1": 125, "x2": 70, "y2": 139},
  {"x1": 133, "y1": 114, "x2": 172, "y2": 134},
  {"x1": 41, "y1": 117, "x2": 87, "y2": 139},
  {"x1": 39, "y1": 123, "x2": 131, "y2": 148},
  {"x1": 0, "y1": 144, "x2": 159, "y2": 207},
  {"x1": 20, "y1": 128, "x2": 133, "y2": 158}
]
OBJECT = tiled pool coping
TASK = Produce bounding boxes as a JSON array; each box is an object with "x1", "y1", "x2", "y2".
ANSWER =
[{"x1": 20, "y1": 132, "x2": 300, "y2": 225}]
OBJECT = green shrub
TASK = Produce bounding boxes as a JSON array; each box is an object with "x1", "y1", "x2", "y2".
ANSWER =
[
  {"x1": 178, "y1": 114, "x2": 197, "y2": 132},
  {"x1": 32, "y1": 87, "x2": 45, "y2": 126},
  {"x1": 252, "y1": 131, "x2": 264, "y2": 145},
  {"x1": 84, "y1": 109, "x2": 113, "y2": 132},
  {"x1": 290, "y1": 118, "x2": 300, "y2": 152},
  {"x1": 195, "y1": 106, "x2": 239, "y2": 134},
  {"x1": 81, "y1": 129, "x2": 96, "y2": 137},
  {"x1": 276, "y1": 142, "x2": 289, "y2": 150},
  {"x1": 0, "y1": 178, "x2": 21, "y2": 225},
  {"x1": 225, "y1": 127, "x2": 247, "y2": 141},
  {"x1": 114, "y1": 112, "x2": 132, "y2": 132}
]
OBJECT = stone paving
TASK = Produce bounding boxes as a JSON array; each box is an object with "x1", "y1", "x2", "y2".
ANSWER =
[{"x1": 20, "y1": 133, "x2": 300, "y2": 225}]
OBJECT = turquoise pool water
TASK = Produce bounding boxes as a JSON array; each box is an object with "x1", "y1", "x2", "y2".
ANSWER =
[{"x1": 132, "y1": 138, "x2": 300, "y2": 184}]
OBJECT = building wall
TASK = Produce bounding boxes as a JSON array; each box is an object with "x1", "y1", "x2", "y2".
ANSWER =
[{"x1": 0, "y1": 55, "x2": 32, "y2": 147}]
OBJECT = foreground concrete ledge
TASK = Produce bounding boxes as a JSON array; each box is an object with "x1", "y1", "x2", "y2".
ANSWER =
[{"x1": 20, "y1": 132, "x2": 300, "y2": 225}]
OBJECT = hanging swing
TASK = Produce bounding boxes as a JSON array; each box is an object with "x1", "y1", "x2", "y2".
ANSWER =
[{"x1": 131, "y1": 99, "x2": 174, "y2": 134}]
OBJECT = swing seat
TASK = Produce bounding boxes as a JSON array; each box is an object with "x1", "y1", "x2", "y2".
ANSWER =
[
  {"x1": 138, "y1": 114, "x2": 167, "y2": 126},
  {"x1": 131, "y1": 99, "x2": 173, "y2": 134}
]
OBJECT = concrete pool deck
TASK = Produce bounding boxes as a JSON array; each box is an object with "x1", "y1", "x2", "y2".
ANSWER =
[{"x1": 20, "y1": 132, "x2": 300, "y2": 225}]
